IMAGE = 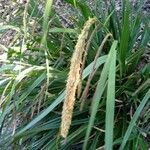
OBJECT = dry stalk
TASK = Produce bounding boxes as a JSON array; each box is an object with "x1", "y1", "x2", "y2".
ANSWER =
[
  {"x1": 60, "y1": 18, "x2": 96, "y2": 138},
  {"x1": 80, "y1": 33, "x2": 112, "y2": 111},
  {"x1": 77, "y1": 25, "x2": 99, "y2": 98}
]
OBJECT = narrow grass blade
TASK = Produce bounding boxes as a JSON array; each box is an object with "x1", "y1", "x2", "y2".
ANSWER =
[
  {"x1": 105, "y1": 45, "x2": 116, "y2": 150},
  {"x1": 61, "y1": 125, "x2": 86, "y2": 149},
  {"x1": 132, "y1": 79, "x2": 150, "y2": 96},
  {"x1": 103, "y1": 10, "x2": 115, "y2": 27},
  {"x1": 119, "y1": 1, "x2": 130, "y2": 76},
  {"x1": 7, "y1": 67, "x2": 37, "y2": 103},
  {"x1": 41, "y1": 0, "x2": 53, "y2": 45},
  {"x1": 83, "y1": 41, "x2": 118, "y2": 150},
  {"x1": 17, "y1": 72, "x2": 46, "y2": 105},
  {"x1": 41, "y1": 0, "x2": 53, "y2": 101},
  {"x1": 90, "y1": 133, "x2": 100, "y2": 150},
  {"x1": 0, "y1": 25, "x2": 20, "y2": 32},
  {"x1": 49, "y1": 27, "x2": 77, "y2": 33},
  {"x1": 119, "y1": 89, "x2": 150, "y2": 150},
  {"x1": 0, "y1": 44, "x2": 8, "y2": 52},
  {"x1": 0, "y1": 80, "x2": 12, "y2": 107},
  {"x1": 73, "y1": 0, "x2": 77, "y2": 7},
  {"x1": 22, "y1": 0, "x2": 29, "y2": 42},
  {"x1": 0, "y1": 78, "x2": 11, "y2": 86}
]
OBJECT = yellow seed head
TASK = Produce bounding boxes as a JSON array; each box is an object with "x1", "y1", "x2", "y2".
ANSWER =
[{"x1": 60, "y1": 18, "x2": 96, "y2": 138}]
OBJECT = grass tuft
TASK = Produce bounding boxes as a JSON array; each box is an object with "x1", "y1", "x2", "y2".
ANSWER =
[{"x1": 0, "y1": 0, "x2": 149, "y2": 149}]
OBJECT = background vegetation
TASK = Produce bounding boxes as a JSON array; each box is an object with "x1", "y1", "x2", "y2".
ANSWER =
[{"x1": 0, "y1": 0, "x2": 149, "y2": 149}]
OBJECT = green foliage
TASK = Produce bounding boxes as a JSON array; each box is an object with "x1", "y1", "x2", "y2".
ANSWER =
[{"x1": 0, "y1": 0, "x2": 149, "y2": 149}]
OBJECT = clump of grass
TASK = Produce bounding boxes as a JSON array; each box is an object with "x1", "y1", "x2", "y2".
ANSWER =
[
  {"x1": 60, "y1": 18, "x2": 96, "y2": 138},
  {"x1": 0, "y1": 0, "x2": 149, "y2": 149}
]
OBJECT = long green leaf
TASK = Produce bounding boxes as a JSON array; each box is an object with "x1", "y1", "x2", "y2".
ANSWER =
[
  {"x1": 119, "y1": 1, "x2": 130, "y2": 76},
  {"x1": 41, "y1": 0, "x2": 53, "y2": 98},
  {"x1": 105, "y1": 44, "x2": 116, "y2": 150},
  {"x1": 41, "y1": 0, "x2": 53, "y2": 45},
  {"x1": 73, "y1": 0, "x2": 77, "y2": 7},
  {"x1": 49, "y1": 27, "x2": 77, "y2": 33},
  {"x1": 0, "y1": 25, "x2": 20, "y2": 32},
  {"x1": 83, "y1": 41, "x2": 118, "y2": 150}
]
